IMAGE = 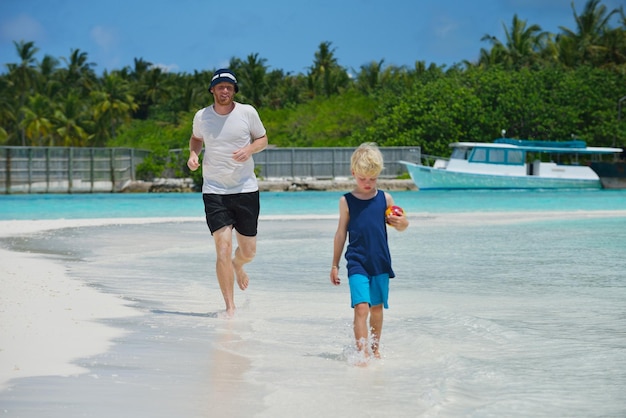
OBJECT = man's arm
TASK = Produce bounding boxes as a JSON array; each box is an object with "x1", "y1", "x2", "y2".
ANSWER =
[
  {"x1": 250, "y1": 134, "x2": 268, "y2": 153},
  {"x1": 233, "y1": 134, "x2": 268, "y2": 162},
  {"x1": 187, "y1": 135, "x2": 203, "y2": 171}
]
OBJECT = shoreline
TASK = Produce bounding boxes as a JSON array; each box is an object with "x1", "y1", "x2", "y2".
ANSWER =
[
  {"x1": 122, "y1": 178, "x2": 417, "y2": 192},
  {"x1": 2, "y1": 208, "x2": 626, "y2": 391},
  {"x1": 257, "y1": 178, "x2": 417, "y2": 192},
  {"x1": 0, "y1": 219, "x2": 185, "y2": 391},
  {"x1": 0, "y1": 246, "x2": 143, "y2": 391}
]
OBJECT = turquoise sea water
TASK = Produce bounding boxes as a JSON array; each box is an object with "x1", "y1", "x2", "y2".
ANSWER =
[
  {"x1": 1, "y1": 189, "x2": 626, "y2": 220},
  {"x1": 1, "y1": 190, "x2": 626, "y2": 417}
]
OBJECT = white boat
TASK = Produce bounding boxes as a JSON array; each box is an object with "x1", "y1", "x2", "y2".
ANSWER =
[{"x1": 400, "y1": 138, "x2": 623, "y2": 190}]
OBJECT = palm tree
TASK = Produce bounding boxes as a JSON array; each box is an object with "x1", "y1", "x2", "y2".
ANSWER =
[
  {"x1": 557, "y1": 0, "x2": 619, "y2": 67},
  {"x1": 5, "y1": 40, "x2": 40, "y2": 145},
  {"x1": 355, "y1": 59, "x2": 385, "y2": 93},
  {"x1": 481, "y1": 14, "x2": 549, "y2": 69},
  {"x1": 598, "y1": 5, "x2": 626, "y2": 66},
  {"x1": 263, "y1": 69, "x2": 307, "y2": 109},
  {"x1": 37, "y1": 54, "x2": 62, "y2": 98},
  {"x1": 473, "y1": 44, "x2": 506, "y2": 69},
  {"x1": 174, "y1": 69, "x2": 213, "y2": 112},
  {"x1": 308, "y1": 41, "x2": 349, "y2": 97},
  {"x1": 59, "y1": 48, "x2": 97, "y2": 98},
  {"x1": 134, "y1": 66, "x2": 171, "y2": 119},
  {"x1": 233, "y1": 53, "x2": 269, "y2": 108},
  {"x1": 128, "y1": 58, "x2": 152, "y2": 82},
  {"x1": 53, "y1": 93, "x2": 91, "y2": 147},
  {"x1": 0, "y1": 126, "x2": 7, "y2": 145},
  {"x1": 20, "y1": 94, "x2": 54, "y2": 146},
  {"x1": 90, "y1": 72, "x2": 137, "y2": 145},
  {"x1": 0, "y1": 76, "x2": 17, "y2": 145},
  {"x1": 124, "y1": 58, "x2": 173, "y2": 119}
]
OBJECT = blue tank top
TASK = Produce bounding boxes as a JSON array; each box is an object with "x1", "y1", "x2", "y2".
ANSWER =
[{"x1": 344, "y1": 190, "x2": 395, "y2": 278}]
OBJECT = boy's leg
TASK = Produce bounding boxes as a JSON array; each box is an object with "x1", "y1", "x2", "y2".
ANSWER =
[
  {"x1": 354, "y1": 302, "x2": 370, "y2": 354},
  {"x1": 369, "y1": 274, "x2": 389, "y2": 358},
  {"x1": 369, "y1": 304, "x2": 384, "y2": 358},
  {"x1": 349, "y1": 274, "x2": 372, "y2": 357}
]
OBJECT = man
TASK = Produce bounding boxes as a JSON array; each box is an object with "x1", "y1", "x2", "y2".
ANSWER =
[{"x1": 187, "y1": 68, "x2": 268, "y2": 317}]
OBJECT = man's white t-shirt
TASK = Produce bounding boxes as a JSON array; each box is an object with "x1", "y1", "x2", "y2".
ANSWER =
[{"x1": 192, "y1": 102, "x2": 266, "y2": 194}]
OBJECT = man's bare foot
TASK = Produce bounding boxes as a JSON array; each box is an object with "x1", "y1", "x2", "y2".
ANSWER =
[
  {"x1": 219, "y1": 308, "x2": 235, "y2": 319},
  {"x1": 373, "y1": 350, "x2": 381, "y2": 359},
  {"x1": 234, "y1": 263, "x2": 249, "y2": 290}
]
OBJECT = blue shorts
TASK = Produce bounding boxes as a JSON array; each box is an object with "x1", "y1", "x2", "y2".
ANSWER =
[{"x1": 348, "y1": 273, "x2": 389, "y2": 309}]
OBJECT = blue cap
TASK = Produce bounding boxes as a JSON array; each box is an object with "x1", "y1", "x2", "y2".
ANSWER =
[{"x1": 209, "y1": 69, "x2": 239, "y2": 93}]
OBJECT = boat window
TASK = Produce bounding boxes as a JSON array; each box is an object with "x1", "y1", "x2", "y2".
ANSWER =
[
  {"x1": 488, "y1": 149, "x2": 505, "y2": 163},
  {"x1": 470, "y1": 148, "x2": 487, "y2": 162},
  {"x1": 506, "y1": 150, "x2": 524, "y2": 164},
  {"x1": 451, "y1": 147, "x2": 469, "y2": 160},
  {"x1": 469, "y1": 147, "x2": 525, "y2": 165}
]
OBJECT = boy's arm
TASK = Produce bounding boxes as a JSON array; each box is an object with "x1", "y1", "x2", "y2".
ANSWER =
[
  {"x1": 330, "y1": 197, "x2": 349, "y2": 285},
  {"x1": 385, "y1": 192, "x2": 409, "y2": 231}
]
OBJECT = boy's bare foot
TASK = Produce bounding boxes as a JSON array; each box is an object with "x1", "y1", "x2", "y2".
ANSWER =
[
  {"x1": 355, "y1": 350, "x2": 370, "y2": 367},
  {"x1": 233, "y1": 262, "x2": 249, "y2": 290}
]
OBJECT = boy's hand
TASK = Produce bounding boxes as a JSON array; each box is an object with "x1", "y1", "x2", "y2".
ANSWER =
[
  {"x1": 330, "y1": 267, "x2": 341, "y2": 286},
  {"x1": 387, "y1": 212, "x2": 409, "y2": 231}
]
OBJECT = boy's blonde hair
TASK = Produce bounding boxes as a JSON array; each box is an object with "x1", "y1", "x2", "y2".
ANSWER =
[{"x1": 351, "y1": 142, "x2": 384, "y2": 177}]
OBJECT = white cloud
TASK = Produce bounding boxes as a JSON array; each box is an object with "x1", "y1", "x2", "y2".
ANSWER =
[
  {"x1": 90, "y1": 25, "x2": 118, "y2": 51},
  {"x1": 0, "y1": 14, "x2": 45, "y2": 42},
  {"x1": 434, "y1": 17, "x2": 460, "y2": 39},
  {"x1": 152, "y1": 63, "x2": 179, "y2": 73}
]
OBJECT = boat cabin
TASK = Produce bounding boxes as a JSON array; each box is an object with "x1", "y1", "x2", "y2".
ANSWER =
[{"x1": 447, "y1": 138, "x2": 620, "y2": 177}]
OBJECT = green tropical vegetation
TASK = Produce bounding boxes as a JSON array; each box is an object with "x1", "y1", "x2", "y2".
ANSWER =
[{"x1": 1, "y1": 0, "x2": 625, "y2": 179}]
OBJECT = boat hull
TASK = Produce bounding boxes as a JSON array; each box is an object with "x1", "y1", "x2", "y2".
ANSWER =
[
  {"x1": 590, "y1": 162, "x2": 626, "y2": 189},
  {"x1": 400, "y1": 161, "x2": 602, "y2": 190}
]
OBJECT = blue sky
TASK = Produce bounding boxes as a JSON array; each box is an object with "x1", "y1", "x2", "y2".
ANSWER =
[{"x1": 1, "y1": 0, "x2": 624, "y2": 75}]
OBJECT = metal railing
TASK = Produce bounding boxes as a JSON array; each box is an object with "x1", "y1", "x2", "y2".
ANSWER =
[
  {"x1": 1, "y1": 146, "x2": 421, "y2": 194},
  {"x1": 0, "y1": 147, "x2": 150, "y2": 194},
  {"x1": 254, "y1": 146, "x2": 421, "y2": 179}
]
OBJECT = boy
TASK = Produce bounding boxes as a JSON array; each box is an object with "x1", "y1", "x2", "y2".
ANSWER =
[{"x1": 330, "y1": 143, "x2": 409, "y2": 363}]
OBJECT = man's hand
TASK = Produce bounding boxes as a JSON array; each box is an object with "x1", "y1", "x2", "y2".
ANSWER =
[
  {"x1": 187, "y1": 152, "x2": 200, "y2": 171},
  {"x1": 232, "y1": 146, "x2": 252, "y2": 162}
]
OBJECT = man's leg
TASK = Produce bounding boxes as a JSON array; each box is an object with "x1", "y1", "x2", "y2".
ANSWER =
[
  {"x1": 213, "y1": 226, "x2": 236, "y2": 315},
  {"x1": 233, "y1": 232, "x2": 256, "y2": 290}
]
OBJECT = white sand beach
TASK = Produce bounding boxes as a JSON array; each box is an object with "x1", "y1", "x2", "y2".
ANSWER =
[
  {"x1": 0, "y1": 218, "x2": 199, "y2": 391},
  {"x1": 0, "y1": 247, "x2": 137, "y2": 390}
]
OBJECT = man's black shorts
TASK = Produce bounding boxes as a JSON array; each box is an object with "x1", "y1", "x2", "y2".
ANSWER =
[{"x1": 202, "y1": 191, "x2": 260, "y2": 236}]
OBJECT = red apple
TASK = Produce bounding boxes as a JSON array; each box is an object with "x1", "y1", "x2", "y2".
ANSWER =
[{"x1": 385, "y1": 205, "x2": 404, "y2": 225}]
